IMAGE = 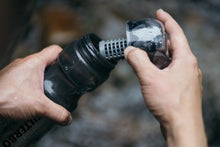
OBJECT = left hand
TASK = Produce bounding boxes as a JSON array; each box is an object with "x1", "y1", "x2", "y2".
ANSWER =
[{"x1": 0, "y1": 45, "x2": 72, "y2": 126}]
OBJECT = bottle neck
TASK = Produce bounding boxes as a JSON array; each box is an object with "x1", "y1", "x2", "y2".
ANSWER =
[
  {"x1": 58, "y1": 33, "x2": 116, "y2": 92},
  {"x1": 79, "y1": 33, "x2": 117, "y2": 74}
]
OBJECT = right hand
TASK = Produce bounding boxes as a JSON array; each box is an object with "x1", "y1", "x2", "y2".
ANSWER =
[{"x1": 125, "y1": 9, "x2": 207, "y2": 147}]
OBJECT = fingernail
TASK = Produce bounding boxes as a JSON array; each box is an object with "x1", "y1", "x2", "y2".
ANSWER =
[
  {"x1": 61, "y1": 113, "x2": 72, "y2": 126},
  {"x1": 157, "y1": 9, "x2": 164, "y2": 12},
  {"x1": 124, "y1": 46, "x2": 138, "y2": 59}
]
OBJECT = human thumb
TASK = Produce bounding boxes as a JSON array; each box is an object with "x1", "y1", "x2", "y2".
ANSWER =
[
  {"x1": 38, "y1": 45, "x2": 63, "y2": 67},
  {"x1": 38, "y1": 96, "x2": 72, "y2": 126},
  {"x1": 124, "y1": 46, "x2": 158, "y2": 77}
]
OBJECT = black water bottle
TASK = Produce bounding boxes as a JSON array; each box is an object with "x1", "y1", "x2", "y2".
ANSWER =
[
  {"x1": 0, "y1": 33, "x2": 116, "y2": 147},
  {"x1": 0, "y1": 18, "x2": 170, "y2": 147}
]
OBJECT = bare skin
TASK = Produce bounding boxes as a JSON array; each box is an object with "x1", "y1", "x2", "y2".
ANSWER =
[
  {"x1": 0, "y1": 45, "x2": 72, "y2": 125},
  {"x1": 124, "y1": 9, "x2": 207, "y2": 147},
  {"x1": 0, "y1": 9, "x2": 207, "y2": 146}
]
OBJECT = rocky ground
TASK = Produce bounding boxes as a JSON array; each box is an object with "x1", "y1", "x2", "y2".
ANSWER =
[{"x1": 12, "y1": 0, "x2": 220, "y2": 146}]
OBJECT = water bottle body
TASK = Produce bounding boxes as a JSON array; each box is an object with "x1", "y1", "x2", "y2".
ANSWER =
[{"x1": 0, "y1": 33, "x2": 116, "y2": 147}]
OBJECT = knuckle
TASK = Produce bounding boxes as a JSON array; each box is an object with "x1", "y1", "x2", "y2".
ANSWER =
[
  {"x1": 12, "y1": 59, "x2": 21, "y2": 66},
  {"x1": 127, "y1": 49, "x2": 145, "y2": 62},
  {"x1": 25, "y1": 54, "x2": 44, "y2": 68},
  {"x1": 188, "y1": 55, "x2": 198, "y2": 68},
  {"x1": 11, "y1": 58, "x2": 23, "y2": 65},
  {"x1": 192, "y1": 57, "x2": 198, "y2": 65},
  {"x1": 14, "y1": 58, "x2": 22, "y2": 62},
  {"x1": 198, "y1": 68, "x2": 203, "y2": 78},
  {"x1": 23, "y1": 54, "x2": 38, "y2": 64}
]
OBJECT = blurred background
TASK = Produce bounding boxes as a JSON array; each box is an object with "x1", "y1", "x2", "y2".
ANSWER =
[{"x1": 0, "y1": 0, "x2": 219, "y2": 146}]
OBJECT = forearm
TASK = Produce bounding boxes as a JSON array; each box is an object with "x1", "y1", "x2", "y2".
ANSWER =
[
  {"x1": 164, "y1": 111, "x2": 207, "y2": 147},
  {"x1": 125, "y1": 9, "x2": 207, "y2": 147}
]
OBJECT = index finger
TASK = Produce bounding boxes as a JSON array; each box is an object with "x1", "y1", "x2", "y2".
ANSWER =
[{"x1": 156, "y1": 9, "x2": 191, "y2": 59}]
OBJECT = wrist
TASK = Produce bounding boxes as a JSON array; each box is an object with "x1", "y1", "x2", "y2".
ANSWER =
[{"x1": 162, "y1": 110, "x2": 207, "y2": 147}]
